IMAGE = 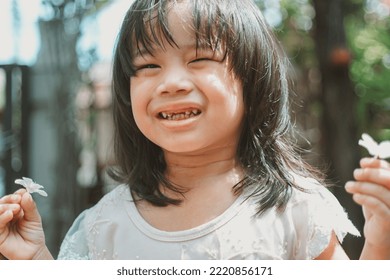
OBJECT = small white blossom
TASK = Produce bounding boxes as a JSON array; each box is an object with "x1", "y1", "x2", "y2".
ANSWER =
[
  {"x1": 358, "y1": 133, "x2": 390, "y2": 159},
  {"x1": 14, "y1": 177, "x2": 48, "y2": 197}
]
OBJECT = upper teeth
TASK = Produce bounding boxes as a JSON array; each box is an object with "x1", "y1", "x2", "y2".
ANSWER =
[{"x1": 160, "y1": 109, "x2": 201, "y2": 120}]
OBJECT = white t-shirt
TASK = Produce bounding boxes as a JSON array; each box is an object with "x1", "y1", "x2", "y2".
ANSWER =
[{"x1": 57, "y1": 183, "x2": 360, "y2": 260}]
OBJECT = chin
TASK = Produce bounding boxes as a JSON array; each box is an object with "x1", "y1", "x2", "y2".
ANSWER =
[{"x1": 162, "y1": 145, "x2": 202, "y2": 154}]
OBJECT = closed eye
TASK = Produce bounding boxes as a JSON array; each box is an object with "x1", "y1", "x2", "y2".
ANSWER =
[
  {"x1": 190, "y1": 57, "x2": 213, "y2": 63},
  {"x1": 136, "y1": 64, "x2": 160, "y2": 71}
]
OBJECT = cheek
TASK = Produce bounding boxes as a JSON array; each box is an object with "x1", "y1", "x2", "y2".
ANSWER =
[
  {"x1": 204, "y1": 67, "x2": 242, "y2": 94},
  {"x1": 130, "y1": 83, "x2": 148, "y2": 130},
  {"x1": 205, "y1": 73, "x2": 244, "y2": 113},
  {"x1": 130, "y1": 95, "x2": 147, "y2": 128}
]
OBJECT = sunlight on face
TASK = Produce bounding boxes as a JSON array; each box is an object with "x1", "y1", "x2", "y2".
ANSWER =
[{"x1": 130, "y1": 1, "x2": 244, "y2": 156}]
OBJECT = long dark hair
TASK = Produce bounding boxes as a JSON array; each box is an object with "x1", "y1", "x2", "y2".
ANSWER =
[{"x1": 109, "y1": 0, "x2": 322, "y2": 214}]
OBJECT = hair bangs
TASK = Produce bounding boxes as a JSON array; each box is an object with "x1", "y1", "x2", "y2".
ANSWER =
[
  {"x1": 128, "y1": 1, "x2": 177, "y2": 63},
  {"x1": 191, "y1": 1, "x2": 231, "y2": 56},
  {"x1": 127, "y1": 0, "x2": 240, "y2": 72}
]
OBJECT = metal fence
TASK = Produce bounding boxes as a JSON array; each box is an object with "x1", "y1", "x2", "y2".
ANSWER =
[{"x1": 0, "y1": 64, "x2": 30, "y2": 195}]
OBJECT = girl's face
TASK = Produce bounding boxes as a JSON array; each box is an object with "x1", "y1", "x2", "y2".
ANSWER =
[{"x1": 130, "y1": 2, "x2": 244, "y2": 155}]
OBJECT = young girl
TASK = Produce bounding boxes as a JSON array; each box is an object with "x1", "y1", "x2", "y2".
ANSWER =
[{"x1": 0, "y1": 0, "x2": 389, "y2": 260}]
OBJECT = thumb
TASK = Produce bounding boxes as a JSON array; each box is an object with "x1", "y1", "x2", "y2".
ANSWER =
[{"x1": 20, "y1": 192, "x2": 42, "y2": 223}]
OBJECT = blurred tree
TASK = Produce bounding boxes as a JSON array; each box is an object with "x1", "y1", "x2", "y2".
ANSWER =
[
  {"x1": 312, "y1": 0, "x2": 364, "y2": 259},
  {"x1": 261, "y1": 0, "x2": 363, "y2": 259},
  {"x1": 346, "y1": 0, "x2": 390, "y2": 140},
  {"x1": 29, "y1": 0, "x2": 109, "y2": 257}
]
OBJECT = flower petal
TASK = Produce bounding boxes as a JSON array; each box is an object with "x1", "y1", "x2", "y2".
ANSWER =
[
  {"x1": 15, "y1": 179, "x2": 27, "y2": 187},
  {"x1": 378, "y1": 141, "x2": 390, "y2": 159},
  {"x1": 358, "y1": 133, "x2": 379, "y2": 156},
  {"x1": 14, "y1": 177, "x2": 48, "y2": 197},
  {"x1": 22, "y1": 177, "x2": 34, "y2": 185},
  {"x1": 34, "y1": 189, "x2": 48, "y2": 197},
  {"x1": 28, "y1": 183, "x2": 44, "y2": 191}
]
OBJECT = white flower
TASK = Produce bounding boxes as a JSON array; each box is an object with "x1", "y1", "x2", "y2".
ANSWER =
[
  {"x1": 358, "y1": 133, "x2": 390, "y2": 159},
  {"x1": 14, "y1": 177, "x2": 48, "y2": 197}
]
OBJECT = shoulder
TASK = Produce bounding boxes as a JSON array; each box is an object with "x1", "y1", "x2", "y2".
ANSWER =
[
  {"x1": 282, "y1": 174, "x2": 360, "y2": 259},
  {"x1": 288, "y1": 176, "x2": 334, "y2": 209},
  {"x1": 99, "y1": 184, "x2": 130, "y2": 204},
  {"x1": 63, "y1": 184, "x2": 132, "y2": 240},
  {"x1": 83, "y1": 184, "x2": 132, "y2": 221},
  {"x1": 286, "y1": 174, "x2": 358, "y2": 233},
  {"x1": 58, "y1": 184, "x2": 133, "y2": 259},
  {"x1": 96, "y1": 184, "x2": 131, "y2": 205},
  {"x1": 287, "y1": 173, "x2": 345, "y2": 212}
]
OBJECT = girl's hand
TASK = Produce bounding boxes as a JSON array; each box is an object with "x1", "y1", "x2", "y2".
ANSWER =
[
  {"x1": 345, "y1": 157, "x2": 390, "y2": 259},
  {"x1": 0, "y1": 188, "x2": 52, "y2": 260}
]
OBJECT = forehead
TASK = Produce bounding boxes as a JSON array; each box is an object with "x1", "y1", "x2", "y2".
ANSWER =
[
  {"x1": 130, "y1": 1, "x2": 223, "y2": 57},
  {"x1": 157, "y1": 2, "x2": 196, "y2": 44}
]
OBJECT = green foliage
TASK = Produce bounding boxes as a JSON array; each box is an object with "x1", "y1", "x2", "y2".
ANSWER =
[
  {"x1": 257, "y1": 0, "x2": 390, "y2": 141},
  {"x1": 269, "y1": 0, "x2": 316, "y2": 67},
  {"x1": 346, "y1": 9, "x2": 390, "y2": 141}
]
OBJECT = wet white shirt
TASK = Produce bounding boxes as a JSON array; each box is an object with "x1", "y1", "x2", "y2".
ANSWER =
[{"x1": 57, "y1": 183, "x2": 359, "y2": 260}]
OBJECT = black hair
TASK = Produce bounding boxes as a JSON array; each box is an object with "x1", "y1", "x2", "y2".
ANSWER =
[{"x1": 109, "y1": 0, "x2": 322, "y2": 214}]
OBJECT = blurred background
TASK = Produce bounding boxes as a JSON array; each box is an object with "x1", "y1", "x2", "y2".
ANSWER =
[{"x1": 0, "y1": 0, "x2": 389, "y2": 259}]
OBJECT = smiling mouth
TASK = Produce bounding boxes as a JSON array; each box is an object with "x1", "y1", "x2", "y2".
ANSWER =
[{"x1": 158, "y1": 109, "x2": 201, "y2": 121}]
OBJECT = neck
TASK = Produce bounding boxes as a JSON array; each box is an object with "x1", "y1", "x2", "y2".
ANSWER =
[{"x1": 162, "y1": 145, "x2": 243, "y2": 195}]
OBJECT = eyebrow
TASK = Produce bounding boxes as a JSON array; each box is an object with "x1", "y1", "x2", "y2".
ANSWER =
[
  {"x1": 134, "y1": 47, "x2": 153, "y2": 59},
  {"x1": 134, "y1": 42, "x2": 221, "y2": 57},
  {"x1": 133, "y1": 42, "x2": 217, "y2": 59}
]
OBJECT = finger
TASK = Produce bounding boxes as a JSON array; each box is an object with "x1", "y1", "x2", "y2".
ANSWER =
[
  {"x1": 345, "y1": 181, "x2": 390, "y2": 208},
  {"x1": 20, "y1": 192, "x2": 41, "y2": 223},
  {"x1": 352, "y1": 193, "x2": 390, "y2": 219},
  {"x1": 0, "y1": 188, "x2": 26, "y2": 204},
  {"x1": 0, "y1": 203, "x2": 21, "y2": 215},
  {"x1": 14, "y1": 188, "x2": 27, "y2": 196},
  {"x1": 0, "y1": 193, "x2": 22, "y2": 204},
  {"x1": 0, "y1": 204, "x2": 23, "y2": 225},
  {"x1": 0, "y1": 192, "x2": 24, "y2": 222},
  {"x1": 0, "y1": 209, "x2": 14, "y2": 229},
  {"x1": 353, "y1": 168, "x2": 390, "y2": 189},
  {"x1": 360, "y1": 158, "x2": 390, "y2": 170},
  {"x1": 13, "y1": 189, "x2": 26, "y2": 221}
]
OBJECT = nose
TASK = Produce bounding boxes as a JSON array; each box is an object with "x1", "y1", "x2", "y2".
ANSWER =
[{"x1": 157, "y1": 65, "x2": 193, "y2": 95}]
